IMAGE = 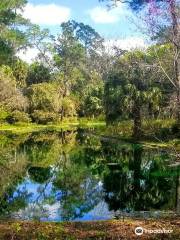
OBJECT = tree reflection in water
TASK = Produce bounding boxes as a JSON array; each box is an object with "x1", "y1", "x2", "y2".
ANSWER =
[{"x1": 0, "y1": 129, "x2": 179, "y2": 221}]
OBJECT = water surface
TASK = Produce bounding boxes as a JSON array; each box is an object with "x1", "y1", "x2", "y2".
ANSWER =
[{"x1": 0, "y1": 128, "x2": 179, "y2": 221}]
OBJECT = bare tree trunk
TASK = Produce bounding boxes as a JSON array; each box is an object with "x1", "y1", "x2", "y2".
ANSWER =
[
  {"x1": 104, "y1": 82, "x2": 111, "y2": 125},
  {"x1": 177, "y1": 88, "x2": 180, "y2": 121},
  {"x1": 61, "y1": 77, "x2": 68, "y2": 122},
  {"x1": 175, "y1": 168, "x2": 180, "y2": 213},
  {"x1": 132, "y1": 101, "x2": 142, "y2": 139},
  {"x1": 61, "y1": 105, "x2": 64, "y2": 122},
  {"x1": 169, "y1": 0, "x2": 180, "y2": 121},
  {"x1": 148, "y1": 102, "x2": 153, "y2": 118}
]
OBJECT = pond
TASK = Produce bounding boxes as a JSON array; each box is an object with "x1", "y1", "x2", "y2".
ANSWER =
[{"x1": 0, "y1": 128, "x2": 179, "y2": 221}]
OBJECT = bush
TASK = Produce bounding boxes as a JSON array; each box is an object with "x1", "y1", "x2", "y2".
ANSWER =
[
  {"x1": 171, "y1": 122, "x2": 180, "y2": 137},
  {"x1": 6, "y1": 110, "x2": 31, "y2": 124},
  {"x1": 0, "y1": 108, "x2": 9, "y2": 123},
  {"x1": 157, "y1": 127, "x2": 171, "y2": 139},
  {"x1": 0, "y1": 66, "x2": 29, "y2": 111},
  {"x1": 31, "y1": 110, "x2": 59, "y2": 124},
  {"x1": 27, "y1": 83, "x2": 60, "y2": 113},
  {"x1": 62, "y1": 97, "x2": 77, "y2": 117}
]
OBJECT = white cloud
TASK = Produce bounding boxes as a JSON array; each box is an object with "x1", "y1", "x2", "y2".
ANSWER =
[
  {"x1": 22, "y1": 3, "x2": 71, "y2": 25},
  {"x1": 17, "y1": 48, "x2": 39, "y2": 63},
  {"x1": 88, "y1": 4, "x2": 123, "y2": 24},
  {"x1": 104, "y1": 37, "x2": 148, "y2": 52}
]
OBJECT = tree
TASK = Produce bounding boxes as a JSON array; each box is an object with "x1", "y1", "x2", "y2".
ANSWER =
[
  {"x1": 0, "y1": 0, "x2": 28, "y2": 65},
  {"x1": 66, "y1": 21, "x2": 106, "y2": 78},
  {"x1": 142, "y1": 0, "x2": 180, "y2": 121},
  {"x1": 0, "y1": 65, "x2": 28, "y2": 112},
  {"x1": 53, "y1": 20, "x2": 106, "y2": 120},
  {"x1": 57, "y1": 20, "x2": 104, "y2": 53},
  {"x1": 27, "y1": 62, "x2": 51, "y2": 85},
  {"x1": 102, "y1": 141, "x2": 176, "y2": 213},
  {"x1": 27, "y1": 82, "x2": 60, "y2": 113},
  {"x1": 105, "y1": 50, "x2": 162, "y2": 138},
  {"x1": 26, "y1": 24, "x2": 53, "y2": 68},
  {"x1": 12, "y1": 58, "x2": 28, "y2": 88},
  {"x1": 100, "y1": 0, "x2": 180, "y2": 121},
  {"x1": 80, "y1": 82, "x2": 104, "y2": 117},
  {"x1": 146, "y1": 44, "x2": 176, "y2": 118},
  {"x1": 28, "y1": 167, "x2": 52, "y2": 183},
  {"x1": 53, "y1": 22, "x2": 86, "y2": 121}
]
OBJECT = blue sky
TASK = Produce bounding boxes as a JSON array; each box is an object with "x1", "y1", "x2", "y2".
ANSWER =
[
  {"x1": 24, "y1": 0, "x2": 143, "y2": 38},
  {"x1": 19, "y1": 0, "x2": 148, "y2": 62}
]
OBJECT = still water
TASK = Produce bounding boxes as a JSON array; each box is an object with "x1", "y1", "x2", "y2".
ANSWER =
[{"x1": 0, "y1": 128, "x2": 179, "y2": 221}]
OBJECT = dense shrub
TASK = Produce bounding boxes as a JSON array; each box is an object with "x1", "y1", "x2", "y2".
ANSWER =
[
  {"x1": 31, "y1": 110, "x2": 59, "y2": 124},
  {"x1": 6, "y1": 110, "x2": 31, "y2": 124},
  {"x1": 62, "y1": 97, "x2": 77, "y2": 117},
  {"x1": 0, "y1": 66, "x2": 28, "y2": 111},
  {"x1": 27, "y1": 62, "x2": 51, "y2": 85},
  {"x1": 157, "y1": 127, "x2": 171, "y2": 139},
  {"x1": 0, "y1": 108, "x2": 9, "y2": 123},
  {"x1": 27, "y1": 83, "x2": 61, "y2": 113},
  {"x1": 171, "y1": 122, "x2": 180, "y2": 137}
]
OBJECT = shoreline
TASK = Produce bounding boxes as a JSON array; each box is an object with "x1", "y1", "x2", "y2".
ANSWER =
[
  {"x1": 0, "y1": 218, "x2": 179, "y2": 239},
  {"x1": 0, "y1": 121, "x2": 106, "y2": 134},
  {"x1": 0, "y1": 121, "x2": 179, "y2": 151}
]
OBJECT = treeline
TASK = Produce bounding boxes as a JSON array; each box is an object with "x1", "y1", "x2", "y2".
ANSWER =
[
  {"x1": 0, "y1": 9, "x2": 105, "y2": 124},
  {"x1": 0, "y1": 0, "x2": 179, "y2": 139},
  {"x1": 105, "y1": 44, "x2": 179, "y2": 138}
]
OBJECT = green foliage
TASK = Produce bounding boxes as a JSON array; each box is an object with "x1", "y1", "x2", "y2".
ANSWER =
[
  {"x1": 0, "y1": 107, "x2": 9, "y2": 123},
  {"x1": 157, "y1": 127, "x2": 171, "y2": 140},
  {"x1": 60, "y1": 20, "x2": 104, "y2": 51},
  {"x1": 0, "y1": 65, "x2": 28, "y2": 111},
  {"x1": 104, "y1": 48, "x2": 166, "y2": 138},
  {"x1": 52, "y1": 21, "x2": 105, "y2": 120},
  {"x1": 82, "y1": 84, "x2": 104, "y2": 117},
  {"x1": 11, "y1": 222, "x2": 21, "y2": 233},
  {"x1": 27, "y1": 83, "x2": 61, "y2": 113},
  {"x1": 171, "y1": 122, "x2": 180, "y2": 137},
  {"x1": 28, "y1": 167, "x2": 52, "y2": 183},
  {"x1": 62, "y1": 97, "x2": 77, "y2": 117},
  {"x1": 0, "y1": 12, "x2": 178, "y2": 142},
  {"x1": 12, "y1": 58, "x2": 28, "y2": 88},
  {"x1": 31, "y1": 110, "x2": 59, "y2": 124},
  {"x1": 6, "y1": 110, "x2": 31, "y2": 124},
  {"x1": 53, "y1": 22, "x2": 86, "y2": 79},
  {"x1": 0, "y1": 0, "x2": 28, "y2": 64},
  {"x1": 27, "y1": 62, "x2": 51, "y2": 85}
]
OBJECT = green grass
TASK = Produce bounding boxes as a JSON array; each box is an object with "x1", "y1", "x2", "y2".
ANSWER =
[
  {"x1": 101, "y1": 119, "x2": 176, "y2": 137},
  {"x1": 0, "y1": 123, "x2": 49, "y2": 134},
  {"x1": 140, "y1": 139, "x2": 180, "y2": 150},
  {"x1": 0, "y1": 119, "x2": 106, "y2": 134},
  {"x1": 0, "y1": 119, "x2": 179, "y2": 151},
  {"x1": 95, "y1": 119, "x2": 179, "y2": 150}
]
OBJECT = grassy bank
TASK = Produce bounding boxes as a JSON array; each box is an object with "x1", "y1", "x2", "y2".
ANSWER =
[
  {"x1": 97, "y1": 119, "x2": 180, "y2": 150},
  {"x1": 101, "y1": 119, "x2": 177, "y2": 138},
  {"x1": 0, "y1": 119, "x2": 105, "y2": 134},
  {"x1": 0, "y1": 218, "x2": 179, "y2": 240},
  {"x1": 0, "y1": 118, "x2": 177, "y2": 134},
  {"x1": 0, "y1": 119, "x2": 179, "y2": 150}
]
